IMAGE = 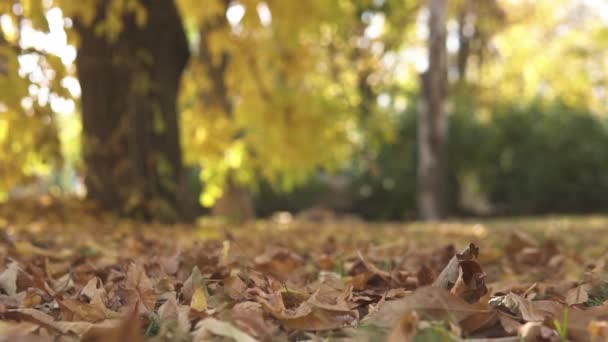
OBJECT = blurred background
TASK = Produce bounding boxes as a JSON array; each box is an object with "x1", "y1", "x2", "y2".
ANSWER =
[{"x1": 1, "y1": 0, "x2": 607, "y2": 222}]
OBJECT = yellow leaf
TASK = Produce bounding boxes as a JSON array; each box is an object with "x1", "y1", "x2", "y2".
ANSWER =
[{"x1": 191, "y1": 287, "x2": 208, "y2": 312}]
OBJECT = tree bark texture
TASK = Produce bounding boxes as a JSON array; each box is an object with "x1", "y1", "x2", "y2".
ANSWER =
[
  {"x1": 75, "y1": 0, "x2": 194, "y2": 221},
  {"x1": 417, "y1": 0, "x2": 448, "y2": 221}
]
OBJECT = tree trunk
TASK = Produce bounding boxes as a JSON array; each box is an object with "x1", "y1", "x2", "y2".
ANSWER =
[
  {"x1": 457, "y1": 0, "x2": 473, "y2": 81},
  {"x1": 417, "y1": 0, "x2": 448, "y2": 221},
  {"x1": 75, "y1": 0, "x2": 195, "y2": 221},
  {"x1": 211, "y1": 176, "x2": 255, "y2": 223}
]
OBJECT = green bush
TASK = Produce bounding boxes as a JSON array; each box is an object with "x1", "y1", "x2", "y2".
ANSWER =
[
  {"x1": 254, "y1": 98, "x2": 608, "y2": 219},
  {"x1": 478, "y1": 101, "x2": 608, "y2": 214}
]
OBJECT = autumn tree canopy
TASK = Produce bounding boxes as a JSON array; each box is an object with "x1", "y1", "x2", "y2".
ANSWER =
[{"x1": 1, "y1": 0, "x2": 607, "y2": 220}]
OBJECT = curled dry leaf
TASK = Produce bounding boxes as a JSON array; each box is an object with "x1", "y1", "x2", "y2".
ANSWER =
[
  {"x1": 450, "y1": 259, "x2": 488, "y2": 304},
  {"x1": 433, "y1": 243, "x2": 478, "y2": 289},
  {"x1": 433, "y1": 243, "x2": 487, "y2": 303}
]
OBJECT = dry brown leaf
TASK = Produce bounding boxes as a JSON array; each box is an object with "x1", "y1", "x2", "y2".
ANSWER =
[
  {"x1": 369, "y1": 286, "x2": 489, "y2": 328},
  {"x1": 433, "y1": 243, "x2": 479, "y2": 290},
  {"x1": 81, "y1": 307, "x2": 144, "y2": 342},
  {"x1": 518, "y1": 322, "x2": 560, "y2": 342},
  {"x1": 489, "y1": 293, "x2": 546, "y2": 322},
  {"x1": 566, "y1": 283, "x2": 590, "y2": 306},
  {"x1": 307, "y1": 285, "x2": 353, "y2": 312},
  {"x1": 232, "y1": 301, "x2": 277, "y2": 341},
  {"x1": 80, "y1": 277, "x2": 106, "y2": 302},
  {"x1": 124, "y1": 263, "x2": 156, "y2": 314},
  {"x1": 57, "y1": 298, "x2": 107, "y2": 322},
  {"x1": 224, "y1": 275, "x2": 248, "y2": 300},
  {"x1": 505, "y1": 232, "x2": 538, "y2": 256},
  {"x1": 254, "y1": 247, "x2": 304, "y2": 281},
  {"x1": 157, "y1": 296, "x2": 191, "y2": 336},
  {"x1": 450, "y1": 259, "x2": 488, "y2": 304},
  {"x1": 0, "y1": 262, "x2": 20, "y2": 296},
  {"x1": 416, "y1": 265, "x2": 435, "y2": 286},
  {"x1": 588, "y1": 320, "x2": 608, "y2": 342},
  {"x1": 0, "y1": 321, "x2": 43, "y2": 341},
  {"x1": 498, "y1": 311, "x2": 523, "y2": 334},
  {"x1": 256, "y1": 290, "x2": 358, "y2": 331},
  {"x1": 193, "y1": 317, "x2": 258, "y2": 342},
  {"x1": 5, "y1": 307, "x2": 122, "y2": 336},
  {"x1": 387, "y1": 311, "x2": 418, "y2": 342},
  {"x1": 459, "y1": 310, "x2": 498, "y2": 336}
]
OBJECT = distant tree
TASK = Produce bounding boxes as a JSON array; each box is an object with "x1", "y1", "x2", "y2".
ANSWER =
[{"x1": 417, "y1": 0, "x2": 448, "y2": 220}]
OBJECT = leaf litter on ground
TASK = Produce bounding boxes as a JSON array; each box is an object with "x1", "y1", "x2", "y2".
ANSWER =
[{"x1": 0, "y1": 200, "x2": 608, "y2": 340}]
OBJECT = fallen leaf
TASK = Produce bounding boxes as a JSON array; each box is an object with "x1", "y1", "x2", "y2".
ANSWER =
[
  {"x1": 57, "y1": 297, "x2": 107, "y2": 322},
  {"x1": 588, "y1": 320, "x2": 608, "y2": 341},
  {"x1": 387, "y1": 311, "x2": 418, "y2": 342},
  {"x1": 255, "y1": 247, "x2": 304, "y2": 281},
  {"x1": 566, "y1": 284, "x2": 590, "y2": 305},
  {"x1": 224, "y1": 275, "x2": 247, "y2": 300},
  {"x1": 433, "y1": 243, "x2": 479, "y2": 290},
  {"x1": 157, "y1": 296, "x2": 191, "y2": 337},
  {"x1": 490, "y1": 293, "x2": 548, "y2": 322},
  {"x1": 80, "y1": 277, "x2": 106, "y2": 302},
  {"x1": 124, "y1": 263, "x2": 156, "y2": 314},
  {"x1": 0, "y1": 320, "x2": 41, "y2": 340},
  {"x1": 450, "y1": 259, "x2": 488, "y2": 303},
  {"x1": 193, "y1": 317, "x2": 257, "y2": 342},
  {"x1": 369, "y1": 286, "x2": 489, "y2": 328},
  {"x1": 518, "y1": 322, "x2": 560, "y2": 342},
  {"x1": 255, "y1": 289, "x2": 358, "y2": 331},
  {"x1": 0, "y1": 262, "x2": 20, "y2": 296},
  {"x1": 231, "y1": 301, "x2": 277, "y2": 340},
  {"x1": 190, "y1": 286, "x2": 207, "y2": 312},
  {"x1": 81, "y1": 307, "x2": 144, "y2": 342}
]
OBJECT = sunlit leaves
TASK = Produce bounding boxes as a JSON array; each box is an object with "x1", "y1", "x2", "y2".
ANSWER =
[
  {"x1": 478, "y1": 0, "x2": 608, "y2": 112},
  {"x1": 57, "y1": 0, "x2": 147, "y2": 41},
  {"x1": 179, "y1": 0, "x2": 360, "y2": 205}
]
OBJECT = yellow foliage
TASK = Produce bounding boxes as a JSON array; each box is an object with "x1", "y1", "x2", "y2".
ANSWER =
[
  {"x1": 57, "y1": 0, "x2": 147, "y2": 41},
  {"x1": 179, "y1": 0, "x2": 362, "y2": 205}
]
